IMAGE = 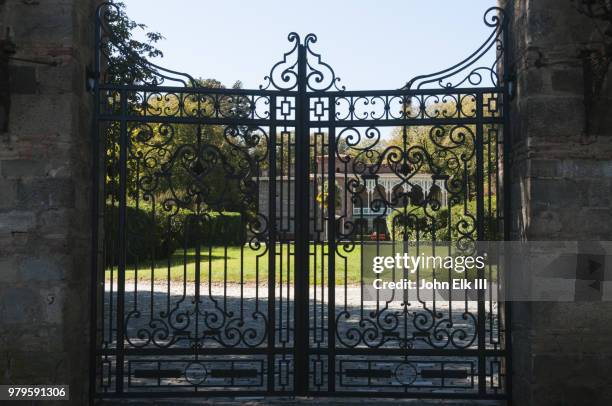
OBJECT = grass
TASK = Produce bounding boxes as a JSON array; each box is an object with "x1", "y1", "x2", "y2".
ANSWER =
[{"x1": 105, "y1": 243, "x2": 497, "y2": 285}]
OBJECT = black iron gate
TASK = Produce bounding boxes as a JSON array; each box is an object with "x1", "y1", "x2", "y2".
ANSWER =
[{"x1": 92, "y1": 3, "x2": 510, "y2": 400}]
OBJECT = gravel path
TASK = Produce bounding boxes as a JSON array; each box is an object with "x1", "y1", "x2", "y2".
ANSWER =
[
  {"x1": 102, "y1": 281, "x2": 498, "y2": 350},
  {"x1": 99, "y1": 282, "x2": 502, "y2": 395}
]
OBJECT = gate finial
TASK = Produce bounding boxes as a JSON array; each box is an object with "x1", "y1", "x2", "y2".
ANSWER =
[{"x1": 260, "y1": 32, "x2": 345, "y2": 92}]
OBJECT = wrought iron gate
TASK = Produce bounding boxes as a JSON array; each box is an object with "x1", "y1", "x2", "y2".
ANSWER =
[{"x1": 93, "y1": 3, "x2": 510, "y2": 400}]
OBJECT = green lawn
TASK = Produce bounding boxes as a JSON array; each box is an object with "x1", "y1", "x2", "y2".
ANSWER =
[{"x1": 105, "y1": 243, "x2": 495, "y2": 285}]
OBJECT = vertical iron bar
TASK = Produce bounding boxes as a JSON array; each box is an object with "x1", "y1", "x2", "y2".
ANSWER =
[
  {"x1": 294, "y1": 43, "x2": 309, "y2": 395},
  {"x1": 327, "y1": 97, "x2": 336, "y2": 392},
  {"x1": 267, "y1": 97, "x2": 277, "y2": 392},
  {"x1": 115, "y1": 89, "x2": 128, "y2": 393},
  {"x1": 476, "y1": 92, "x2": 486, "y2": 395},
  {"x1": 195, "y1": 125, "x2": 202, "y2": 319},
  {"x1": 89, "y1": 10, "x2": 102, "y2": 403},
  {"x1": 501, "y1": 7, "x2": 513, "y2": 400}
]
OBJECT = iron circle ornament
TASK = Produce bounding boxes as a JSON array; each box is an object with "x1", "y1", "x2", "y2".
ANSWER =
[
  {"x1": 184, "y1": 362, "x2": 208, "y2": 385},
  {"x1": 395, "y1": 363, "x2": 418, "y2": 385}
]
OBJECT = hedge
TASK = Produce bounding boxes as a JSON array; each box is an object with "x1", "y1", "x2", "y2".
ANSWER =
[
  {"x1": 104, "y1": 204, "x2": 245, "y2": 265},
  {"x1": 177, "y1": 210, "x2": 245, "y2": 246}
]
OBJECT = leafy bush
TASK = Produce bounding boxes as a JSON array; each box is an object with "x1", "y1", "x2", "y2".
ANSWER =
[
  {"x1": 104, "y1": 204, "x2": 178, "y2": 266},
  {"x1": 386, "y1": 196, "x2": 500, "y2": 242},
  {"x1": 386, "y1": 204, "x2": 449, "y2": 241},
  {"x1": 104, "y1": 204, "x2": 245, "y2": 266},
  {"x1": 176, "y1": 211, "x2": 246, "y2": 246}
]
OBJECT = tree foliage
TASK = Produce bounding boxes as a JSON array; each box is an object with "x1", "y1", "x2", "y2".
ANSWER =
[
  {"x1": 387, "y1": 195, "x2": 500, "y2": 242},
  {"x1": 101, "y1": 5, "x2": 256, "y2": 217},
  {"x1": 100, "y1": 1, "x2": 165, "y2": 85},
  {"x1": 383, "y1": 97, "x2": 498, "y2": 202}
]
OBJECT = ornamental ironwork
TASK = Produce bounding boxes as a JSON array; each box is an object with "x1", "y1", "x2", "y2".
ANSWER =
[{"x1": 92, "y1": 3, "x2": 510, "y2": 400}]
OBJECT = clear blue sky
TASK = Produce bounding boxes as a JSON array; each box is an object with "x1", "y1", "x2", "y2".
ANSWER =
[{"x1": 125, "y1": 0, "x2": 496, "y2": 90}]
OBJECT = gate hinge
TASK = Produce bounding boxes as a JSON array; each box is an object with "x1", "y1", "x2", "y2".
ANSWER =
[{"x1": 86, "y1": 66, "x2": 100, "y2": 93}]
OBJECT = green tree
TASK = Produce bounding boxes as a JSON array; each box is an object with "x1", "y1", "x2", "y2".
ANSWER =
[
  {"x1": 382, "y1": 97, "x2": 501, "y2": 242},
  {"x1": 383, "y1": 97, "x2": 498, "y2": 203},
  {"x1": 99, "y1": 1, "x2": 165, "y2": 85}
]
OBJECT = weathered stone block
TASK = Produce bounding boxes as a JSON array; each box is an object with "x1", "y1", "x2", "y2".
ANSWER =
[
  {"x1": 529, "y1": 302, "x2": 612, "y2": 332},
  {"x1": 525, "y1": 1, "x2": 592, "y2": 48},
  {"x1": 0, "y1": 178, "x2": 18, "y2": 210},
  {"x1": 4, "y1": 350, "x2": 66, "y2": 384},
  {"x1": 523, "y1": 96, "x2": 584, "y2": 138},
  {"x1": 559, "y1": 208, "x2": 612, "y2": 239},
  {"x1": 17, "y1": 178, "x2": 75, "y2": 209},
  {"x1": 1, "y1": 159, "x2": 47, "y2": 178},
  {"x1": 0, "y1": 287, "x2": 43, "y2": 324},
  {"x1": 36, "y1": 208, "x2": 72, "y2": 239},
  {"x1": 37, "y1": 63, "x2": 79, "y2": 94},
  {"x1": 9, "y1": 94, "x2": 75, "y2": 137},
  {"x1": 530, "y1": 178, "x2": 587, "y2": 208},
  {"x1": 0, "y1": 258, "x2": 18, "y2": 283},
  {"x1": 9, "y1": 65, "x2": 39, "y2": 94},
  {"x1": 7, "y1": 2, "x2": 74, "y2": 46},
  {"x1": 556, "y1": 384, "x2": 604, "y2": 406},
  {"x1": 39, "y1": 286, "x2": 63, "y2": 324},
  {"x1": 559, "y1": 159, "x2": 612, "y2": 179},
  {"x1": 1, "y1": 326, "x2": 64, "y2": 353},
  {"x1": 587, "y1": 180, "x2": 612, "y2": 207},
  {"x1": 528, "y1": 159, "x2": 559, "y2": 178},
  {"x1": 19, "y1": 257, "x2": 64, "y2": 282},
  {"x1": 532, "y1": 353, "x2": 576, "y2": 383},
  {"x1": 528, "y1": 208, "x2": 562, "y2": 236},
  {"x1": 551, "y1": 67, "x2": 584, "y2": 94},
  {"x1": 520, "y1": 69, "x2": 549, "y2": 95},
  {"x1": 0, "y1": 210, "x2": 36, "y2": 234}
]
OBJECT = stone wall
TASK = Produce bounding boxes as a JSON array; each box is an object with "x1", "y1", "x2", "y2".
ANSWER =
[
  {"x1": 0, "y1": 0, "x2": 96, "y2": 404},
  {"x1": 502, "y1": 0, "x2": 612, "y2": 404}
]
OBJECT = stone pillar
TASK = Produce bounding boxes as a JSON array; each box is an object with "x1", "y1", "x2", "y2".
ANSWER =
[
  {"x1": 0, "y1": 0, "x2": 96, "y2": 404},
  {"x1": 502, "y1": 0, "x2": 612, "y2": 404}
]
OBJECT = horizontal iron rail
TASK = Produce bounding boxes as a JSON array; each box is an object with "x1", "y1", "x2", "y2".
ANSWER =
[
  {"x1": 318, "y1": 87, "x2": 503, "y2": 97},
  {"x1": 98, "y1": 347, "x2": 507, "y2": 357},
  {"x1": 98, "y1": 84, "x2": 503, "y2": 97},
  {"x1": 96, "y1": 115, "x2": 504, "y2": 126},
  {"x1": 95, "y1": 391, "x2": 506, "y2": 400}
]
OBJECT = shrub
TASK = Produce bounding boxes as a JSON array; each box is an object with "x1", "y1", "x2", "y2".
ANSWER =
[
  {"x1": 387, "y1": 204, "x2": 449, "y2": 241},
  {"x1": 386, "y1": 196, "x2": 500, "y2": 242},
  {"x1": 104, "y1": 203, "x2": 179, "y2": 266},
  {"x1": 104, "y1": 204, "x2": 245, "y2": 266},
  {"x1": 176, "y1": 211, "x2": 246, "y2": 247}
]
